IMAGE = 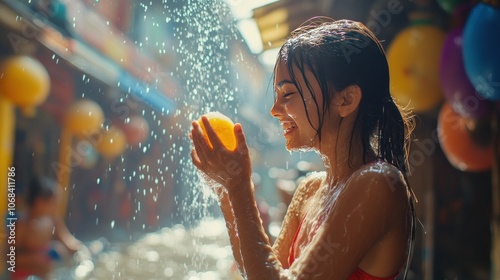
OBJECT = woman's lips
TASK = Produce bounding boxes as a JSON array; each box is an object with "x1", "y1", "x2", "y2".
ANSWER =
[{"x1": 281, "y1": 122, "x2": 297, "y2": 136}]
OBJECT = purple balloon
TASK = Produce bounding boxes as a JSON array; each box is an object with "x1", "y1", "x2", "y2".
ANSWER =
[{"x1": 440, "y1": 28, "x2": 491, "y2": 118}]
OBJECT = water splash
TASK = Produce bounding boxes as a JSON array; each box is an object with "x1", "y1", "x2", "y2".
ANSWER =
[
  {"x1": 135, "y1": 0, "x2": 242, "y2": 276},
  {"x1": 46, "y1": 0, "x2": 272, "y2": 278}
]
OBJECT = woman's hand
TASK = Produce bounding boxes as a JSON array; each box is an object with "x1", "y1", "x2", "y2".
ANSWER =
[
  {"x1": 191, "y1": 116, "x2": 259, "y2": 275},
  {"x1": 190, "y1": 116, "x2": 252, "y2": 192}
]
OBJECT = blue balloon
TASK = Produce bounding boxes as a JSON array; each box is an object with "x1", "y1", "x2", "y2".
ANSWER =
[{"x1": 463, "y1": 3, "x2": 500, "y2": 101}]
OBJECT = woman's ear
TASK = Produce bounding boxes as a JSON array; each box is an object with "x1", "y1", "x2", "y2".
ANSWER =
[{"x1": 334, "y1": 85, "x2": 362, "y2": 117}]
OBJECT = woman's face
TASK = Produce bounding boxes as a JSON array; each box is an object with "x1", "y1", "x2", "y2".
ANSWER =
[{"x1": 270, "y1": 60, "x2": 327, "y2": 151}]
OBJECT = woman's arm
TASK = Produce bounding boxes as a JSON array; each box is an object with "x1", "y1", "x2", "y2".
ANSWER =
[
  {"x1": 227, "y1": 177, "x2": 283, "y2": 279},
  {"x1": 219, "y1": 190, "x2": 244, "y2": 272}
]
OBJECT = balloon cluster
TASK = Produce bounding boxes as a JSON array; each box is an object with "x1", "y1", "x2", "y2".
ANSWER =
[
  {"x1": 439, "y1": 2, "x2": 499, "y2": 172},
  {"x1": 387, "y1": 2, "x2": 500, "y2": 172},
  {"x1": 64, "y1": 100, "x2": 151, "y2": 166}
]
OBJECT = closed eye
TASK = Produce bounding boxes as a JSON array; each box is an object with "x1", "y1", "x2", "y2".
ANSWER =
[{"x1": 283, "y1": 92, "x2": 296, "y2": 98}]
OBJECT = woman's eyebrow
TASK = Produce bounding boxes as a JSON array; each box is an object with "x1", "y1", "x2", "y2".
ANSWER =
[{"x1": 276, "y1": 79, "x2": 294, "y2": 88}]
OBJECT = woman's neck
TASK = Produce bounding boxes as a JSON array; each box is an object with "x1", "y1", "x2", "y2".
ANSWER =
[{"x1": 319, "y1": 130, "x2": 376, "y2": 188}]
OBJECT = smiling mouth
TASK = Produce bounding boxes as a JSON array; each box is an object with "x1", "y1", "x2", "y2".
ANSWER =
[{"x1": 281, "y1": 122, "x2": 297, "y2": 136}]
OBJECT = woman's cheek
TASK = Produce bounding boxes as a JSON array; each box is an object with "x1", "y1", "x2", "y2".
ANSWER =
[{"x1": 284, "y1": 100, "x2": 305, "y2": 119}]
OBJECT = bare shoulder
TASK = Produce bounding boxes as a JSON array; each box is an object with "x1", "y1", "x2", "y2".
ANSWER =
[
  {"x1": 348, "y1": 160, "x2": 409, "y2": 202},
  {"x1": 329, "y1": 160, "x2": 411, "y2": 235}
]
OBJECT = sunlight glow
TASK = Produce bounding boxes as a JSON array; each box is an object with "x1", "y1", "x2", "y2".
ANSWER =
[
  {"x1": 225, "y1": 0, "x2": 279, "y2": 54},
  {"x1": 237, "y1": 19, "x2": 263, "y2": 53}
]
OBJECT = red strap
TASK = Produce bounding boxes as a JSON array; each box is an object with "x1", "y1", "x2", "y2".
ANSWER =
[
  {"x1": 349, "y1": 268, "x2": 398, "y2": 280},
  {"x1": 288, "y1": 214, "x2": 307, "y2": 266}
]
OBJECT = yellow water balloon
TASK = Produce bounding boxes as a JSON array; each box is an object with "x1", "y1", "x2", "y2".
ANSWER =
[
  {"x1": 95, "y1": 126, "x2": 127, "y2": 159},
  {"x1": 198, "y1": 112, "x2": 237, "y2": 151},
  {"x1": 65, "y1": 99, "x2": 104, "y2": 138},
  {"x1": 387, "y1": 24, "x2": 446, "y2": 112},
  {"x1": 0, "y1": 55, "x2": 50, "y2": 115}
]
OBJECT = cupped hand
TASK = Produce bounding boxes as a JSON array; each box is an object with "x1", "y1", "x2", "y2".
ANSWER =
[{"x1": 190, "y1": 116, "x2": 252, "y2": 191}]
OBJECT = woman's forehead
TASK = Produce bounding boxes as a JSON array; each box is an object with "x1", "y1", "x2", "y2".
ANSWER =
[
  {"x1": 274, "y1": 61, "x2": 291, "y2": 85},
  {"x1": 274, "y1": 60, "x2": 317, "y2": 88}
]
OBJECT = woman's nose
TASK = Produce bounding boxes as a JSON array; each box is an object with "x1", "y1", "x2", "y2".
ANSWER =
[{"x1": 270, "y1": 99, "x2": 282, "y2": 118}]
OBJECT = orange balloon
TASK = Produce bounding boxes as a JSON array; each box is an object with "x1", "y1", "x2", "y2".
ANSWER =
[
  {"x1": 119, "y1": 115, "x2": 149, "y2": 146},
  {"x1": 387, "y1": 24, "x2": 446, "y2": 112},
  {"x1": 65, "y1": 100, "x2": 104, "y2": 138},
  {"x1": 95, "y1": 126, "x2": 127, "y2": 159},
  {"x1": 198, "y1": 112, "x2": 237, "y2": 151},
  {"x1": 438, "y1": 103, "x2": 492, "y2": 172},
  {"x1": 0, "y1": 55, "x2": 50, "y2": 114}
]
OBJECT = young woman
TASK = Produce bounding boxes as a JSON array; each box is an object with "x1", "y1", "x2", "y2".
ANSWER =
[{"x1": 190, "y1": 18, "x2": 416, "y2": 280}]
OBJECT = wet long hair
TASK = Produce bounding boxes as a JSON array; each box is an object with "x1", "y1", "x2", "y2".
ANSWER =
[{"x1": 274, "y1": 18, "x2": 416, "y2": 278}]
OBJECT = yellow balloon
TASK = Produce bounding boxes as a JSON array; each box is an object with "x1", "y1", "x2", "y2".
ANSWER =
[
  {"x1": 0, "y1": 55, "x2": 50, "y2": 113},
  {"x1": 198, "y1": 112, "x2": 237, "y2": 151},
  {"x1": 96, "y1": 126, "x2": 127, "y2": 159},
  {"x1": 65, "y1": 100, "x2": 104, "y2": 138},
  {"x1": 387, "y1": 24, "x2": 446, "y2": 112}
]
